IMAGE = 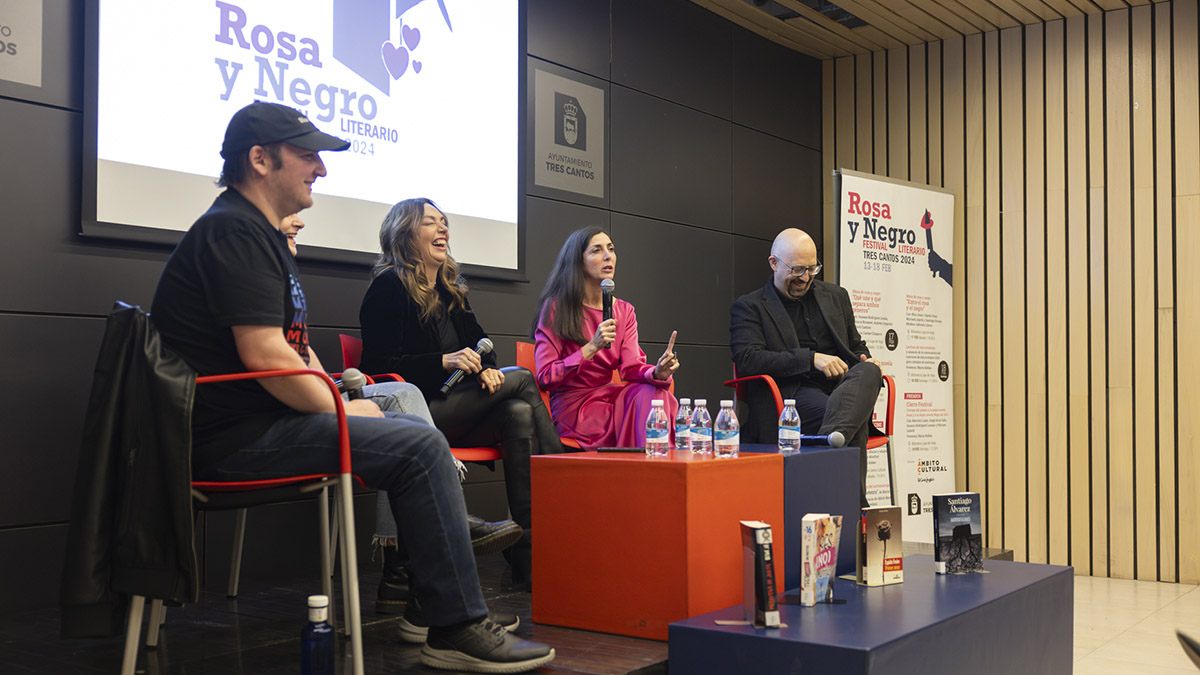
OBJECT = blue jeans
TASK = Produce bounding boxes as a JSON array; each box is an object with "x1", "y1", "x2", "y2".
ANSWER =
[
  {"x1": 195, "y1": 382, "x2": 487, "y2": 626},
  {"x1": 361, "y1": 382, "x2": 440, "y2": 543}
]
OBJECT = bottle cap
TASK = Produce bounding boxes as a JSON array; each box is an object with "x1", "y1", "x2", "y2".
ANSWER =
[
  {"x1": 783, "y1": 399, "x2": 795, "y2": 406},
  {"x1": 720, "y1": 400, "x2": 733, "y2": 407},
  {"x1": 308, "y1": 594, "x2": 329, "y2": 608},
  {"x1": 695, "y1": 398, "x2": 707, "y2": 406},
  {"x1": 651, "y1": 400, "x2": 663, "y2": 406},
  {"x1": 679, "y1": 398, "x2": 691, "y2": 405}
]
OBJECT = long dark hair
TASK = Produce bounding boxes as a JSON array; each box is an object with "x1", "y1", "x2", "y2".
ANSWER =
[
  {"x1": 529, "y1": 226, "x2": 607, "y2": 345},
  {"x1": 373, "y1": 197, "x2": 467, "y2": 322}
]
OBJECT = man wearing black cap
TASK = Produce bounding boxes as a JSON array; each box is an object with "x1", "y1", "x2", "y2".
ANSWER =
[{"x1": 150, "y1": 102, "x2": 554, "y2": 673}]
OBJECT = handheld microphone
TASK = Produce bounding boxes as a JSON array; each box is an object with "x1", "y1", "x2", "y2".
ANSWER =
[
  {"x1": 342, "y1": 368, "x2": 367, "y2": 401},
  {"x1": 440, "y1": 338, "x2": 494, "y2": 395},
  {"x1": 800, "y1": 431, "x2": 846, "y2": 447},
  {"x1": 600, "y1": 279, "x2": 615, "y2": 349}
]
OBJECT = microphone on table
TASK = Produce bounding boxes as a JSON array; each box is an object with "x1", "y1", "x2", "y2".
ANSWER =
[
  {"x1": 800, "y1": 431, "x2": 846, "y2": 447},
  {"x1": 342, "y1": 368, "x2": 367, "y2": 400},
  {"x1": 600, "y1": 278, "x2": 615, "y2": 349},
  {"x1": 440, "y1": 337, "x2": 494, "y2": 395}
]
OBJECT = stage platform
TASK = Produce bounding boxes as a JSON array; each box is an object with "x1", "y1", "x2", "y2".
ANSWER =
[{"x1": 668, "y1": 554, "x2": 1072, "y2": 675}]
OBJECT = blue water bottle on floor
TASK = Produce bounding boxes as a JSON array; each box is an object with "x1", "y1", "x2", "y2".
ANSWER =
[{"x1": 301, "y1": 594, "x2": 334, "y2": 675}]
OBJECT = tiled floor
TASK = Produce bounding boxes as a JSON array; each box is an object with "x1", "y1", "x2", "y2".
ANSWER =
[
  {"x1": 1073, "y1": 575, "x2": 1200, "y2": 674},
  {"x1": 5, "y1": 556, "x2": 1199, "y2": 673}
]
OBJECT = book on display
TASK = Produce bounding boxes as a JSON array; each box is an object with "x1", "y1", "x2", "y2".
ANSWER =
[
  {"x1": 739, "y1": 520, "x2": 780, "y2": 628},
  {"x1": 932, "y1": 492, "x2": 983, "y2": 574},
  {"x1": 857, "y1": 506, "x2": 903, "y2": 586},
  {"x1": 799, "y1": 513, "x2": 842, "y2": 606}
]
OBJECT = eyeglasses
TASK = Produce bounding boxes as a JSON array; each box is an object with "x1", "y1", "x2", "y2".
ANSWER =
[{"x1": 775, "y1": 258, "x2": 822, "y2": 279}]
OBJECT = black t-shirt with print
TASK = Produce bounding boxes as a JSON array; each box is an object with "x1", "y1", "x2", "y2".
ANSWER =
[{"x1": 151, "y1": 188, "x2": 311, "y2": 471}]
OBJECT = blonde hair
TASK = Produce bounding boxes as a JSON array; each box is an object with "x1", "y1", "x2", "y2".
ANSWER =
[{"x1": 373, "y1": 198, "x2": 467, "y2": 322}]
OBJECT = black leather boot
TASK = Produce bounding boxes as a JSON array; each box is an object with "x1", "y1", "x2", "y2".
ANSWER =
[
  {"x1": 377, "y1": 545, "x2": 410, "y2": 615},
  {"x1": 501, "y1": 438, "x2": 534, "y2": 587}
]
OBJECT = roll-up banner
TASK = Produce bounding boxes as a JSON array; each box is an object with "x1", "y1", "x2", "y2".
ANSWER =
[{"x1": 835, "y1": 169, "x2": 956, "y2": 543}]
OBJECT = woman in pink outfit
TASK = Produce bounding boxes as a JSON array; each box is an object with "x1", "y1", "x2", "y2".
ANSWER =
[{"x1": 530, "y1": 227, "x2": 680, "y2": 448}]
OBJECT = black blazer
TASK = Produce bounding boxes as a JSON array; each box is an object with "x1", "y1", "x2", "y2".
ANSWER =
[
  {"x1": 61, "y1": 303, "x2": 198, "y2": 637},
  {"x1": 358, "y1": 272, "x2": 496, "y2": 399},
  {"x1": 729, "y1": 279, "x2": 871, "y2": 443}
]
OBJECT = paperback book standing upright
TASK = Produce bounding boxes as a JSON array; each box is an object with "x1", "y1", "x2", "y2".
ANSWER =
[
  {"x1": 799, "y1": 514, "x2": 842, "y2": 606},
  {"x1": 858, "y1": 506, "x2": 903, "y2": 586},
  {"x1": 932, "y1": 492, "x2": 983, "y2": 574},
  {"x1": 739, "y1": 521, "x2": 780, "y2": 628}
]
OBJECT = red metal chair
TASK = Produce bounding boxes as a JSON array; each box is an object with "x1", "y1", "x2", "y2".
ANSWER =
[
  {"x1": 723, "y1": 366, "x2": 897, "y2": 450},
  {"x1": 121, "y1": 368, "x2": 365, "y2": 675},
  {"x1": 514, "y1": 340, "x2": 675, "y2": 450},
  {"x1": 338, "y1": 334, "x2": 502, "y2": 463}
]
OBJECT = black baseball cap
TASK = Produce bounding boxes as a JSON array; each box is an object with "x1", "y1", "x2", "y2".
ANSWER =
[{"x1": 220, "y1": 101, "x2": 350, "y2": 159}]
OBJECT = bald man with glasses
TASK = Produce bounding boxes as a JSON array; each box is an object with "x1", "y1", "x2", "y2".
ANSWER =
[{"x1": 730, "y1": 228, "x2": 882, "y2": 507}]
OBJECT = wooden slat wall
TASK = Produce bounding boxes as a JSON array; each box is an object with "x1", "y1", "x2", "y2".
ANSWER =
[{"x1": 823, "y1": 0, "x2": 1200, "y2": 582}]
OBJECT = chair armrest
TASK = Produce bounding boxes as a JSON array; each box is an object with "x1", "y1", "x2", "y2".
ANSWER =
[
  {"x1": 723, "y1": 374, "x2": 784, "y2": 415},
  {"x1": 880, "y1": 374, "x2": 896, "y2": 436},
  {"x1": 196, "y1": 368, "x2": 352, "y2": 475},
  {"x1": 369, "y1": 373, "x2": 405, "y2": 383}
]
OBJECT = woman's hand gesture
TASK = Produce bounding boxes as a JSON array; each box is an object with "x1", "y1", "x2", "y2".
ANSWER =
[{"x1": 653, "y1": 331, "x2": 680, "y2": 381}]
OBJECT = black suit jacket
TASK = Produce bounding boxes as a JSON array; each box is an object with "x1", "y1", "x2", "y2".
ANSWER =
[
  {"x1": 358, "y1": 273, "x2": 496, "y2": 399},
  {"x1": 729, "y1": 279, "x2": 870, "y2": 442}
]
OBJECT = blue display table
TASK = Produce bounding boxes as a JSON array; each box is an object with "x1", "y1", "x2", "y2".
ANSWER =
[
  {"x1": 668, "y1": 555, "x2": 1073, "y2": 675},
  {"x1": 741, "y1": 443, "x2": 860, "y2": 586}
]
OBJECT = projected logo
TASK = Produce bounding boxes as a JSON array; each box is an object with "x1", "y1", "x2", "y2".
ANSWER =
[
  {"x1": 332, "y1": 0, "x2": 454, "y2": 95},
  {"x1": 554, "y1": 93, "x2": 586, "y2": 151}
]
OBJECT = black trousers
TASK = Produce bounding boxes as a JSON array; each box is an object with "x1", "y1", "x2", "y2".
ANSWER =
[
  {"x1": 427, "y1": 366, "x2": 564, "y2": 530},
  {"x1": 789, "y1": 360, "x2": 883, "y2": 507}
]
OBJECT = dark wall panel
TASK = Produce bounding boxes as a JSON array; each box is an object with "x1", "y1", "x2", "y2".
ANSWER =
[
  {"x1": 527, "y1": 0, "x2": 610, "y2": 79},
  {"x1": 609, "y1": 213, "x2": 732, "y2": 346},
  {"x1": 733, "y1": 126, "x2": 823, "y2": 241},
  {"x1": 0, "y1": 525, "x2": 67, "y2": 611},
  {"x1": 732, "y1": 25, "x2": 822, "y2": 150},
  {"x1": 610, "y1": 86, "x2": 732, "y2": 231},
  {"x1": 0, "y1": 99, "x2": 167, "y2": 315},
  {"x1": 612, "y1": 0, "x2": 732, "y2": 119},
  {"x1": 0, "y1": 315, "x2": 105, "y2": 527},
  {"x1": 733, "y1": 235, "x2": 773, "y2": 301}
]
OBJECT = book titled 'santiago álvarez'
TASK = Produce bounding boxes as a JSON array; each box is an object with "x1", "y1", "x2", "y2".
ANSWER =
[
  {"x1": 800, "y1": 513, "x2": 842, "y2": 606},
  {"x1": 932, "y1": 492, "x2": 983, "y2": 574},
  {"x1": 739, "y1": 520, "x2": 780, "y2": 627}
]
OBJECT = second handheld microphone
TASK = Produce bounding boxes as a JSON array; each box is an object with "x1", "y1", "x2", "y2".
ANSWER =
[{"x1": 440, "y1": 338, "x2": 494, "y2": 395}]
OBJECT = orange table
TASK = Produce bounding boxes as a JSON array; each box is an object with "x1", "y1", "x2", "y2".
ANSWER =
[{"x1": 531, "y1": 450, "x2": 784, "y2": 641}]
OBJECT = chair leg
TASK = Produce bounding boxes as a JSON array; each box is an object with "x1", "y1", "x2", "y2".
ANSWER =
[
  {"x1": 121, "y1": 595, "x2": 145, "y2": 675},
  {"x1": 227, "y1": 508, "x2": 248, "y2": 598},
  {"x1": 146, "y1": 599, "x2": 164, "y2": 648},
  {"x1": 318, "y1": 485, "x2": 335, "y2": 630},
  {"x1": 337, "y1": 493, "x2": 352, "y2": 636},
  {"x1": 338, "y1": 475, "x2": 365, "y2": 675}
]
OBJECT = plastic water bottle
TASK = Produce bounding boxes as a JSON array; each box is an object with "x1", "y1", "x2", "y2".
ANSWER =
[
  {"x1": 714, "y1": 400, "x2": 740, "y2": 458},
  {"x1": 301, "y1": 595, "x2": 334, "y2": 675},
  {"x1": 690, "y1": 399, "x2": 713, "y2": 455},
  {"x1": 674, "y1": 398, "x2": 693, "y2": 451},
  {"x1": 778, "y1": 399, "x2": 801, "y2": 452},
  {"x1": 645, "y1": 400, "x2": 670, "y2": 457}
]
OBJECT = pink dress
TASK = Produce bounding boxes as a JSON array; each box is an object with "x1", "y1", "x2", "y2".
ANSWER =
[{"x1": 534, "y1": 299, "x2": 678, "y2": 448}]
